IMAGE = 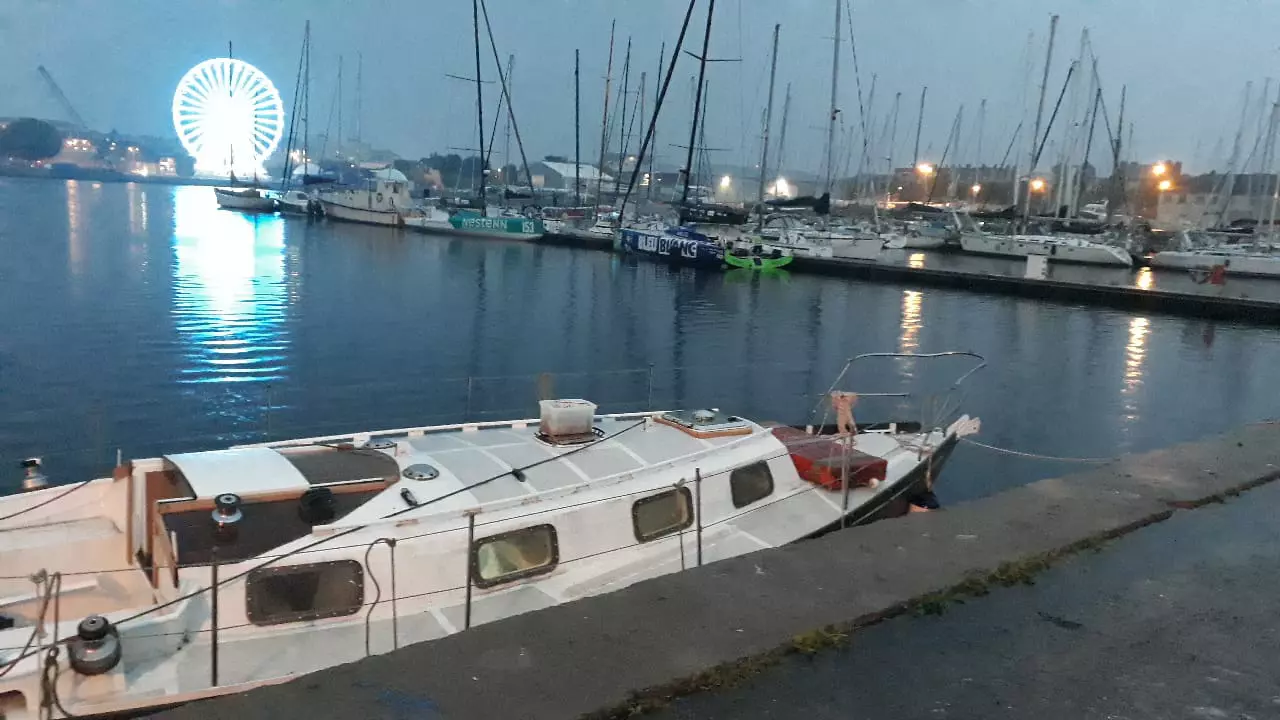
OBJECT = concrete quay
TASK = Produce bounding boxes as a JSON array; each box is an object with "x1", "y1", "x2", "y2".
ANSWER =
[{"x1": 153, "y1": 423, "x2": 1280, "y2": 720}]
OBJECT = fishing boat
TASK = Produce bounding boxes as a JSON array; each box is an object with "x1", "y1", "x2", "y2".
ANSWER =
[
  {"x1": 318, "y1": 176, "x2": 411, "y2": 227},
  {"x1": 214, "y1": 186, "x2": 277, "y2": 213},
  {"x1": 0, "y1": 353, "x2": 982, "y2": 717}
]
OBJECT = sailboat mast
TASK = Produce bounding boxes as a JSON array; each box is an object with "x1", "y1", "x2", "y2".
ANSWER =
[
  {"x1": 886, "y1": 91, "x2": 900, "y2": 199},
  {"x1": 595, "y1": 20, "x2": 616, "y2": 212},
  {"x1": 472, "y1": 0, "x2": 487, "y2": 212},
  {"x1": 355, "y1": 53, "x2": 363, "y2": 145},
  {"x1": 1022, "y1": 13, "x2": 1059, "y2": 223},
  {"x1": 303, "y1": 21, "x2": 310, "y2": 177},
  {"x1": 757, "y1": 23, "x2": 780, "y2": 225},
  {"x1": 912, "y1": 86, "x2": 926, "y2": 171},
  {"x1": 336, "y1": 55, "x2": 343, "y2": 160},
  {"x1": 823, "y1": 0, "x2": 841, "y2": 198},
  {"x1": 974, "y1": 97, "x2": 986, "y2": 198},
  {"x1": 1105, "y1": 85, "x2": 1125, "y2": 223},
  {"x1": 575, "y1": 49, "x2": 582, "y2": 207},
  {"x1": 775, "y1": 83, "x2": 792, "y2": 182},
  {"x1": 679, "y1": 0, "x2": 716, "y2": 211},
  {"x1": 228, "y1": 41, "x2": 235, "y2": 180},
  {"x1": 504, "y1": 54, "x2": 515, "y2": 180},
  {"x1": 614, "y1": 38, "x2": 632, "y2": 195},
  {"x1": 648, "y1": 42, "x2": 664, "y2": 199}
]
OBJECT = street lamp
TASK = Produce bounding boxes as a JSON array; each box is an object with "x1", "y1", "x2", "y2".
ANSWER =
[
  {"x1": 1152, "y1": 162, "x2": 1167, "y2": 177},
  {"x1": 719, "y1": 175, "x2": 732, "y2": 190},
  {"x1": 1029, "y1": 178, "x2": 1047, "y2": 193},
  {"x1": 916, "y1": 163, "x2": 934, "y2": 176},
  {"x1": 970, "y1": 183, "x2": 982, "y2": 195},
  {"x1": 1157, "y1": 179, "x2": 1173, "y2": 192}
]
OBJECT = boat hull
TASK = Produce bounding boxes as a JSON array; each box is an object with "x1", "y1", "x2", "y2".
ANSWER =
[
  {"x1": 724, "y1": 251, "x2": 794, "y2": 271},
  {"x1": 619, "y1": 228, "x2": 725, "y2": 269},
  {"x1": 1150, "y1": 250, "x2": 1280, "y2": 278},
  {"x1": 321, "y1": 201, "x2": 405, "y2": 227},
  {"x1": 214, "y1": 189, "x2": 277, "y2": 213},
  {"x1": 959, "y1": 233, "x2": 1131, "y2": 266}
]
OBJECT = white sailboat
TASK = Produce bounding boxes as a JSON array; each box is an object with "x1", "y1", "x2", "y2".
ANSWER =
[
  {"x1": 1150, "y1": 230, "x2": 1280, "y2": 278},
  {"x1": 954, "y1": 210, "x2": 1132, "y2": 267},
  {"x1": 0, "y1": 354, "x2": 982, "y2": 718},
  {"x1": 213, "y1": 186, "x2": 277, "y2": 213}
]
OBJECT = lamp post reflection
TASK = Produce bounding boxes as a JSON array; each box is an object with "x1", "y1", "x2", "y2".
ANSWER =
[{"x1": 1121, "y1": 316, "x2": 1150, "y2": 433}]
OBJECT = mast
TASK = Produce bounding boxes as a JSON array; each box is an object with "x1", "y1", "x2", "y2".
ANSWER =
[
  {"x1": 472, "y1": 0, "x2": 487, "y2": 212},
  {"x1": 648, "y1": 42, "x2": 665, "y2": 199},
  {"x1": 1076, "y1": 87, "x2": 1101, "y2": 217},
  {"x1": 823, "y1": 0, "x2": 842, "y2": 200},
  {"x1": 911, "y1": 86, "x2": 927, "y2": 171},
  {"x1": 354, "y1": 53, "x2": 363, "y2": 146},
  {"x1": 1105, "y1": 85, "x2": 1125, "y2": 223},
  {"x1": 886, "y1": 91, "x2": 900, "y2": 200},
  {"x1": 1267, "y1": 99, "x2": 1280, "y2": 236},
  {"x1": 504, "y1": 54, "x2": 514, "y2": 182},
  {"x1": 614, "y1": 38, "x2": 633, "y2": 195},
  {"x1": 775, "y1": 83, "x2": 792, "y2": 185},
  {"x1": 228, "y1": 41, "x2": 236, "y2": 181},
  {"x1": 303, "y1": 21, "x2": 310, "y2": 181},
  {"x1": 679, "y1": 0, "x2": 716, "y2": 212},
  {"x1": 575, "y1": 49, "x2": 581, "y2": 207},
  {"x1": 1022, "y1": 13, "x2": 1059, "y2": 224},
  {"x1": 336, "y1": 55, "x2": 343, "y2": 160},
  {"x1": 757, "y1": 23, "x2": 780, "y2": 227},
  {"x1": 595, "y1": 20, "x2": 616, "y2": 212},
  {"x1": 974, "y1": 97, "x2": 986, "y2": 201}
]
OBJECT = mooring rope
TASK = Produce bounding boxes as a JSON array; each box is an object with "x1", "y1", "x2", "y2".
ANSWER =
[{"x1": 960, "y1": 437, "x2": 1117, "y2": 464}]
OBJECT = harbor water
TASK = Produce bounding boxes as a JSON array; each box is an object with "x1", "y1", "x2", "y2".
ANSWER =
[{"x1": 2, "y1": 177, "x2": 1279, "y2": 501}]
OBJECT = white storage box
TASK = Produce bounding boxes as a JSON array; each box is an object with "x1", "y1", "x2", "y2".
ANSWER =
[{"x1": 539, "y1": 399, "x2": 598, "y2": 436}]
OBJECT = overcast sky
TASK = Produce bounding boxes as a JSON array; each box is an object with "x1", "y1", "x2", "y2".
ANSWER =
[{"x1": 1, "y1": 0, "x2": 1277, "y2": 175}]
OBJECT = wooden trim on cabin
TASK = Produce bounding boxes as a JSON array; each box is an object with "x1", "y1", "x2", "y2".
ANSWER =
[
  {"x1": 116, "y1": 462, "x2": 134, "y2": 565},
  {"x1": 155, "y1": 477, "x2": 394, "y2": 516},
  {"x1": 654, "y1": 416, "x2": 754, "y2": 439}
]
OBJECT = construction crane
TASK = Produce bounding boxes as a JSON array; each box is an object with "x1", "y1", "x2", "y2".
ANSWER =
[{"x1": 36, "y1": 65, "x2": 87, "y2": 129}]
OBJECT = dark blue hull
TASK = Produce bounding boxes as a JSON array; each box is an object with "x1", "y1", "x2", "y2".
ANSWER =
[{"x1": 619, "y1": 227, "x2": 725, "y2": 269}]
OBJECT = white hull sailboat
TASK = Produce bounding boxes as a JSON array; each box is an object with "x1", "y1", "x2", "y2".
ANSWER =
[
  {"x1": 0, "y1": 354, "x2": 981, "y2": 718},
  {"x1": 1150, "y1": 249, "x2": 1280, "y2": 278},
  {"x1": 959, "y1": 231, "x2": 1132, "y2": 267},
  {"x1": 214, "y1": 187, "x2": 277, "y2": 213},
  {"x1": 319, "y1": 177, "x2": 411, "y2": 228}
]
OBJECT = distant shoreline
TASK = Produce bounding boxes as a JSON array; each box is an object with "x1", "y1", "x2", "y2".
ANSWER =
[{"x1": 0, "y1": 166, "x2": 234, "y2": 188}]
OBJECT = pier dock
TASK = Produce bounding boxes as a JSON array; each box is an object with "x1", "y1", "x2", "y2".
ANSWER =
[{"x1": 156, "y1": 423, "x2": 1280, "y2": 720}]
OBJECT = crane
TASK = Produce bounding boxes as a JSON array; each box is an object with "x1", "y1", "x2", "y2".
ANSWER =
[{"x1": 36, "y1": 65, "x2": 87, "y2": 129}]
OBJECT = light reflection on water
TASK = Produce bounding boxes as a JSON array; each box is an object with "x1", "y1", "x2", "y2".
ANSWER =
[
  {"x1": 171, "y1": 187, "x2": 288, "y2": 385},
  {"x1": 1121, "y1": 316, "x2": 1150, "y2": 427}
]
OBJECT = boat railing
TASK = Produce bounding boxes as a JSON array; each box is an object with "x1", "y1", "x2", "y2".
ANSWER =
[{"x1": 809, "y1": 351, "x2": 987, "y2": 434}]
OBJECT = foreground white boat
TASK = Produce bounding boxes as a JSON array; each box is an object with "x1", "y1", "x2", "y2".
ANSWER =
[
  {"x1": 214, "y1": 187, "x2": 277, "y2": 213},
  {"x1": 0, "y1": 354, "x2": 982, "y2": 718}
]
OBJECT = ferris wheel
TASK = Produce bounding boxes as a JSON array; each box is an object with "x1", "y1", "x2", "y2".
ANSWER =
[{"x1": 172, "y1": 58, "x2": 284, "y2": 178}]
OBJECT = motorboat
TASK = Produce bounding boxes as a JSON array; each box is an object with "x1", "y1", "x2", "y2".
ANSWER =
[
  {"x1": 1150, "y1": 230, "x2": 1280, "y2": 278},
  {"x1": 214, "y1": 187, "x2": 277, "y2": 213},
  {"x1": 269, "y1": 189, "x2": 317, "y2": 216},
  {"x1": 319, "y1": 177, "x2": 412, "y2": 227},
  {"x1": 0, "y1": 354, "x2": 982, "y2": 718}
]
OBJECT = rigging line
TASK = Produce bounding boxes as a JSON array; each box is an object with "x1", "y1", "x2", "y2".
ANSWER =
[
  {"x1": 844, "y1": 0, "x2": 871, "y2": 179},
  {"x1": 0, "y1": 480, "x2": 94, "y2": 523},
  {"x1": 478, "y1": 0, "x2": 537, "y2": 192}
]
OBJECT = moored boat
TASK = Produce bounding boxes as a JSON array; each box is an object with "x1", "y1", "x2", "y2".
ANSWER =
[
  {"x1": 0, "y1": 354, "x2": 982, "y2": 717},
  {"x1": 214, "y1": 186, "x2": 277, "y2": 213},
  {"x1": 619, "y1": 225, "x2": 726, "y2": 268},
  {"x1": 318, "y1": 177, "x2": 411, "y2": 227}
]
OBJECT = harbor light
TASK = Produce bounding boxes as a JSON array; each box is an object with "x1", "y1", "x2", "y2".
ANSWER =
[
  {"x1": 1029, "y1": 178, "x2": 1047, "y2": 192},
  {"x1": 1152, "y1": 162, "x2": 1167, "y2": 177},
  {"x1": 1158, "y1": 179, "x2": 1173, "y2": 192},
  {"x1": 719, "y1": 175, "x2": 732, "y2": 190},
  {"x1": 771, "y1": 176, "x2": 793, "y2": 198},
  {"x1": 916, "y1": 163, "x2": 934, "y2": 176},
  {"x1": 970, "y1": 183, "x2": 982, "y2": 195}
]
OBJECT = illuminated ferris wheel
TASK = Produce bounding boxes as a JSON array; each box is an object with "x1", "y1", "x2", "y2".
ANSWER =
[{"x1": 172, "y1": 58, "x2": 284, "y2": 178}]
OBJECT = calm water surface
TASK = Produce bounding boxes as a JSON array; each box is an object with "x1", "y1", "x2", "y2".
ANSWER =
[{"x1": 1, "y1": 177, "x2": 1278, "y2": 500}]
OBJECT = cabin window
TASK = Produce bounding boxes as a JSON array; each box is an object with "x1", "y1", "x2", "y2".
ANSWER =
[
  {"x1": 730, "y1": 462, "x2": 774, "y2": 508},
  {"x1": 245, "y1": 560, "x2": 363, "y2": 626},
  {"x1": 472, "y1": 524, "x2": 559, "y2": 588},
  {"x1": 632, "y1": 487, "x2": 693, "y2": 543}
]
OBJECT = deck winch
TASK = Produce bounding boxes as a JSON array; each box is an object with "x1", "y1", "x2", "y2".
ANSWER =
[{"x1": 68, "y1": 615, "x2": 121, "y2": 676}]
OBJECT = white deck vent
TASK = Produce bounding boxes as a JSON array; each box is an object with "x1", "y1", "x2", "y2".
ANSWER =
[{"x1": 538, "y1": 399, "x2": 598, "y2": 440}]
